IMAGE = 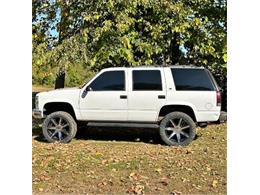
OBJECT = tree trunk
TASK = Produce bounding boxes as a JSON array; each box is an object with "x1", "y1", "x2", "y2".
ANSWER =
[
  {"x1": 55, "y1": 68, "x2": 65, "y2": 89},
  {"x1": 170, "y1": 33, "x2": 181, "y2": 65}
]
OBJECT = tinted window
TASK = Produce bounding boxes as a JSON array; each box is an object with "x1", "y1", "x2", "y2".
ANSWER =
[
  {"x1": 171, "y1": 68, "x2": 215, "y2": 91},
  {"x1": 89, "y1": 71, "x2": 125, "y2": 91},
  {"x1": 133, "y1": 70, "x2": 162, "y2": 90}
]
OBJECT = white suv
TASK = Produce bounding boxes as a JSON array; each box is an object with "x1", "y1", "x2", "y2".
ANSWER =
[{"x1": 33, "y1": 66, "x2": 225, "y2": 146}]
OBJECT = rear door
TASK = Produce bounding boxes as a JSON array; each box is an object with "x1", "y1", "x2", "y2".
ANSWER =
[{"x1": 127, "y1": 68, "x2": 166, "y2": 122}]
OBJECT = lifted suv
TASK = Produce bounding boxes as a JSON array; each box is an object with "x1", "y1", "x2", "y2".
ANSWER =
[{"x1": 33, "y1": 66, "x2": 225, "y2": 146}]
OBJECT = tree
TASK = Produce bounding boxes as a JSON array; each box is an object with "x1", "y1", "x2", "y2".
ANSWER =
[
  {"x1": 32, "y1": 0, "x2": 227, "y2": 110},
  {"x1": 33, "y1": 0, "x2": 226, "y2": 67}
]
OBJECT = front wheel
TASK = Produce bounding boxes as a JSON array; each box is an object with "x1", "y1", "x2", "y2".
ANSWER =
[
  {"x1": 159, "y1": 112, "x2": 196, "y2": 146},
  {"x1": 42, "y1": 111, "x2": 77, "y2": 143}
]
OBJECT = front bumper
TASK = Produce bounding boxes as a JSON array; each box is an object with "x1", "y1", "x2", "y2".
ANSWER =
[{"x1": 32, "y1": 109, "x2": 42, "y2": 119}]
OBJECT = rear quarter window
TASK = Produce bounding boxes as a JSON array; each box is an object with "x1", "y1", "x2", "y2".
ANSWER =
[{"x1": 171, "y1": 68, "x2": 215, "y2": 91}]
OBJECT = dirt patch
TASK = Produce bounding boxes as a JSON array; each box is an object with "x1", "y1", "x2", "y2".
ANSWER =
[
  {"x1": 32, "y1": 86, "x2": 53, "y2": 92},
  {"x1": 32, "y1": 124, "x2": 227, "y2": 194}
]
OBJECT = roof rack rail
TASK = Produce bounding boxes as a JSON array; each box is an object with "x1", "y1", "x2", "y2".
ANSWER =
[
  {"x1": 105, "y1": 64, "x2": 205, "y2": 69},
  {"x1": 126, "y1": 64, "x2": 204, "y2": 68}
]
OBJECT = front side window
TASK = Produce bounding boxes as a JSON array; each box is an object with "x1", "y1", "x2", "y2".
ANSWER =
[
  {"x1": 171, "y1": 68, "x2": 215, "y2": 91},
  {"x1": 89, "y1": 71, "x2": 125, "y2": 91},
  {"x1": 132, "y1": 70, "x2": 162, "y2": 91}
]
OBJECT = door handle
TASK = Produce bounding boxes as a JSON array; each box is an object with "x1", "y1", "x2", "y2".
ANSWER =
[
  {"x1": 158, "y1": 95, "x2": 165, "y2": 99},
  {"x1": 120, "y1": 95, "x2": 127, "y2": 99}
]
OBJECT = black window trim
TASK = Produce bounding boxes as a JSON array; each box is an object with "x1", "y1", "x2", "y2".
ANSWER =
[
  {"x1": 132, "y1": 69, "x2": 163, "y2": 91},
  {"x1": 171, "y1": 68, "x2": 216, "y2": 92},
  {"x1": 87, "y1": 70, "x2": 126, "y2": 91},
  {"x1": 205, "y1": 69, "x2": 219, "y2": 91}
]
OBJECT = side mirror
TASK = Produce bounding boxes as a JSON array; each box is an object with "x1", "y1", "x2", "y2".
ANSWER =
[
  {"x1": 86, "y1": 86, "x2": 93, "y2": 91},
  {"x1": 81, "y1": 86, "x2": 92, "y2": 98}
]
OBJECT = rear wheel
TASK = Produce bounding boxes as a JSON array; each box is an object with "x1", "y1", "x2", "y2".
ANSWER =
[
  {"x1": 42, "y1": 111, "x2": 77, "y2": 143},
  {"x1": 159, "y1": 112, "x2": 196, "y2": 146}
]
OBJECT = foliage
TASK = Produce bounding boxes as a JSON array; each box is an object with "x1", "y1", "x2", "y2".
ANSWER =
[
  {"x1": 32, "y1": 34, "x2": 94, "y2": 86},
  {"x1": 32, "y1": 0, "x2": 226, "y2": 109}
]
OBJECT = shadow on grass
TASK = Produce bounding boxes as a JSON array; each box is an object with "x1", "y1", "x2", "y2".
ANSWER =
[
  {"x1": 77, "y1": 127, "x2": 199, "y2": 143},
  {"x1": 32, "y1": 125, "x2": 163, "y2": 145},
  {"x1": 77, "y1": 126, "x2": 163, "y2": 144},
  {"x1": 32, "y1": 126, "x2": 47, "y2": 142}
]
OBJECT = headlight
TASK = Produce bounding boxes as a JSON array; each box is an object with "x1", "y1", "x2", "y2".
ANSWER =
[{"x1": 35, "y1": 96, "x2": 39, "y2": 109}]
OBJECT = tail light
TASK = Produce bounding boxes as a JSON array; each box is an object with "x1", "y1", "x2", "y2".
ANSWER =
[{"x1": 216, "y1": 90, "x2": 222, "y2": 107}]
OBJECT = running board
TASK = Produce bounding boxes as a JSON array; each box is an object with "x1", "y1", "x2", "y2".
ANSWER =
[{"x1": 87, "y1": 122, "x2": 159, "y2": 128}]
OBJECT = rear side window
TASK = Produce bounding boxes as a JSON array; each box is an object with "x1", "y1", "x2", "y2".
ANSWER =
[
  {"x1": 89, "y1": 71, "x2": 125, "y2": 91},
  {"x1": 132, "y1": 70, "x2": 162, "y2": 91},
  {"x1": 171, "y1": 68, "x2": 215, "y2": 91}
]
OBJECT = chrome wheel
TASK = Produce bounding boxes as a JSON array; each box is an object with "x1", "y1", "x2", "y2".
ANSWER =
[
  {"x1": 164, "y1": 118, "x2": 191, "y2": 143},
  {"x1": 43, "y1": 111, "x2": 77, "y2": 143},
  {"x1": 160, "y1": 112, "x2": 196, "y2": 146},
  {"x1": 46, "y1": 116, "x2": 71, "y2": 142}
]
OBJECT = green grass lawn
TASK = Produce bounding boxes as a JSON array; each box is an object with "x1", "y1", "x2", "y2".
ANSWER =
[{"x1": 32, "y1": 123, "x2": 227, "y2": 194}]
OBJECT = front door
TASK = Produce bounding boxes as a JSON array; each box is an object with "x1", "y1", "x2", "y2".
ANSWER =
[{"x1": 79, "y1": 69, "x2": 128, "y2": 121}]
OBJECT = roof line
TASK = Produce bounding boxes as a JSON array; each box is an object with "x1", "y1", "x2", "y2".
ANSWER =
[{"x1": 105, "y1": 65, "x2": 205, "y2": 69}]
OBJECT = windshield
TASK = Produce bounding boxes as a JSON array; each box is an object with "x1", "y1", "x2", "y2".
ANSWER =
[{"x1": 80, "y1": 75, "x2": 95, "y2": 89}]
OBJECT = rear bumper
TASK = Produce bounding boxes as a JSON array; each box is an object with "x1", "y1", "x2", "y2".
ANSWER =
[
  {"x1": 217, "y1": 111, "x2": 227, "y2": 123},
  {"x1": 196, "y1": 110, "x2": 226, "y2": 124},
  {"x1": 32, "y1": 109, "x2": 43, "y2": 119},
  {"x1": 196, "y1": 110, "x2": 221, "y2": 122}
]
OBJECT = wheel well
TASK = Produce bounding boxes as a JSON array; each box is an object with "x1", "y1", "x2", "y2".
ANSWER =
[
  {"x1": 43, "y1": 102, "x2": 76, "y2": 119},
  {"x1": 158, "y1": 105, "x2": 196, "y2": 122}
]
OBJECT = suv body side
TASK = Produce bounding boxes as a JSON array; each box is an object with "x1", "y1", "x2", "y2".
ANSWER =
[
  {"x1": 33, "y1": 66, "x2": 224, "y2": 145},
  {"x1": 76, "y1": 67, "x2": 220, "y2": 122}
]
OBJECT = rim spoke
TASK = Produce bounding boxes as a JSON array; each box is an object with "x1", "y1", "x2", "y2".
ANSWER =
[
  {"x1": 50, "y1": 130, "x2": 58, "y2": 138},
  {"x1": 165, "y1": 127, "x2": 174, "y2": 131},
  {"x1": 180, "y1": 131, "x2": 190, "y2": 138},
  {"x1": 58, "y1": 117, "x2": 62, "y2": 125},
  {"x1": 58, "y1": 132, "x2": 62, "y2": 140},
  {"x1": 180, "y1": 125, "x2": 190, "y2": 130},
  {"x1": 178, "y1": 118, "x2": 182, "y2": 127},
  {"x1": 176, "y1": 133, "x2": 181, "y2": 143},
  {"x1": 168, "y1": 132, "x2": 176, "y2": 139},
  {"x1": 169, "y1": 119, "x2": 177, "y2": 128},
  {"x1": 62, "y1": 124, "x2": 69, "y2": 128},
  {"x1": 48, "y1": 126, "x2": 57, "y2": 130},
  {"x1": 51, "y1": 119, "x2": 58, "y2": 127},
  {"x1": 61, "y1": 129, "x2": 69, "y2": 136}
]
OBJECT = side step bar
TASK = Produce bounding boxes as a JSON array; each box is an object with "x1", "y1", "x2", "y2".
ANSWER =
[{"x1": 87, "y1": 122, "x2": 159, "y2": 129}]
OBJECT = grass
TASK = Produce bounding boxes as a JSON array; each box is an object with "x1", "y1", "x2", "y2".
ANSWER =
[{"x1": 32, "y1": 123, "x2": 227, "y2": 194}]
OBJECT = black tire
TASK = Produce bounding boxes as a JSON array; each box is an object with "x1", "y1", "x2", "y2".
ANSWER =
[
  {"x1": 159, "y1": 112, "x2": 196, "y2": 146},
  {"x1": 42, "y1": 111, "x2": 77, "y2": 143}
]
